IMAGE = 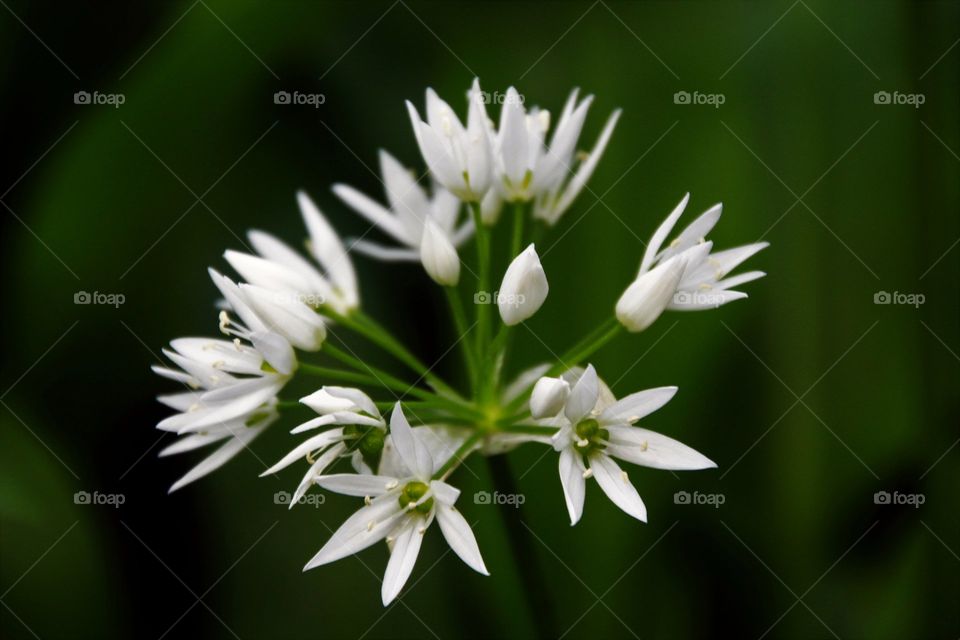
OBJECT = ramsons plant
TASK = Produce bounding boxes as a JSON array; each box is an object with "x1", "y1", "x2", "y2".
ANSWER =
[{"x1": 153, "y1": 80, "x2": 767, "y2": 605}]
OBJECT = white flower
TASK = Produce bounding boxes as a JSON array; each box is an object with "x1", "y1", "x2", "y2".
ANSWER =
[
  {"x1": 260, "y1": 387, "x2": 387, "y2": 505},
  {"x1": 332, "y1": 150, "x2": 473, "y2": 266},
  {"x1": 153, "y1": 337, "x2": 288, "y2": 492},
  {"x1": 210, "y1": 268, "x2": 326, "y2": 355},
  {"x1": 492, "y1": 87, "x2": 620, "y2": 221},
  {"x1": 639, "y1": 193, "x2": 768, "y2": 311},
  {"x1": 304, "y1": 404, "x2": 488, "y2": 605},
  {"x1": 223, "y1": 190, "x2": 359, "y2": 316},
  {"x1": 420, "y1": 217, "x2": 461, "y2": 286},
  {"x1": 497, "y1": 244, "x2": 549, "y2": 326},
  {"x1": 529, "y1": 376, "x2": 569, "y2": 419},
  {"x1": 406, "y1": 79, "x2": 493, "y2": 201},
  {"x1": 615, "y1": 254, "x2": 686, "y2": 332},
  {"x1": 535, "y1": 365, "x2": 715, "y2": 525}
]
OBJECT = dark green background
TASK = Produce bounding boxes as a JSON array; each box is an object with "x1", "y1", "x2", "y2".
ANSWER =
[{"x1": 2, "y1": 1, "x2": 958, "y2": 638}]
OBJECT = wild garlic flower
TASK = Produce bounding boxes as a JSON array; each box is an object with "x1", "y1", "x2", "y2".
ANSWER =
[
  {"x1": 153, "y1": 337, "x2": 288, "y2": 492},
  {"x1": 305, "y1": 404, "x2": 487, "y2": 605},
  {"x1": 210, "y1": 268, "x2": 326, "y2": 357},
  {"x1": 406, "y1": 79, "x2": 493, "y2": 201},
  {"x1": 497, "y1": 244, "x2": 549, "y2": 326},
  {"x1": 332, "y1": 150, "x2": 473, "y2": 268},
  {"x1": 154, "y1": 81, "x2": 766, "y2": 609},
  {"x1": 261, "y1": 386, "x2": 387, "y2": 505},
  {"x1": 492, "y1": 87, "x2": 621, "y2": 224},
  {"x1": 533, "y1": 365, "x2": 715, "y2": 524},
  {"x1": 224, "y1": 191, "x2": 359, "y2": 316},
  {"x1": 639, "y1": 193, "x2": 768, "y2": 311}
]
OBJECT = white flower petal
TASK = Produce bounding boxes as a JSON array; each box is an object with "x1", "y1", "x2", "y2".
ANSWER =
[
  {"x1": 605, "y1": 426, "x2": 717, "y2": 470},
  {"x1": 315, "y1": 473, "x2": 399, "y2": 497},
  {"x1": 381, "y1": 519, "x2": 425, "y2": 605},
  {"x1": 589, "y1": 454, "x2": 647, "y2": 522},
  {"x1": 436, "y1": 501, "x2": 489, "y2": 575},
  {"x1": 297, "y1": 190, "x2": 358, "y2": 310},
  {"x1": 168, "y1": 423, "x2": 266, "y2": 493},
  {"x1": 389, "y1": 403, "x2": 433, "y2": 479},
  {"x1": 558, "y1": 447, "x2": 586, "y2": 525},
  {"x1": 639, "y1": 193, "x2": 689, "y2": 274},
  {"x1": 564, "y1": 364, "x2": 599, "y2": 424},
  {"x1": 304, "y1": 494, "x2": 405, "y2": 569},
  {"x1": 259, "y1": 428, "x2": 345, "y2": 476},
  {"x1": 530, "y1": 376, "x2": 570, "y2": 419},
  {"x1": 600, "y1": 386, "x2": 677, "y2": 424},
  {"x1": 420, "y1": 217, "x2": 461, "y2": 286},
  {"x1": 498, "y1": 244, "x2": 548, "y2": 326}
]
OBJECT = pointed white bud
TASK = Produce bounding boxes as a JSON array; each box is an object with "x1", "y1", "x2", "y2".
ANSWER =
[
  {"x1": 530, "y1": 377, "x2": 570, "y2": 419},
  {"x1": 420, "y1": 218, "x2": 461, "y2": 286},
  {"x1": 615, "y1": 255, "x2": 686, "y2": 332},
  {"x1": 498, "y1": 244, "x2": 548, "y2": 326}
]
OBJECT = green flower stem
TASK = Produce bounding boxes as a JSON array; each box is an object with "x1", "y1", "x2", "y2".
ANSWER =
[
  {"x1": 545, "y1": 318, "x2": 623, "y2": 378},
  {"x1": 469, "y1": 201, "x2": 492, "y2": 362},
  {"x1": 510, "y1": 200, "x2": 526, "y2": 258},
  {"x1": 327, "y1": 309, "x2": 462, "y2": 400},
  {"x1": 499, "y1": 424, "x2": 557, "y2": 436},
  {"x1": 433, "y1": 431, "x2": 484, "y2": 480},
  {"x1": 297, "y1": 363, "x2": 390, "y2": 389},
  {"x1": 276, "y1": 399, "x2": 306, "y2": 410},
  {"x1": 486, "y1": 454, "x2": 558, "y2": 639},
  {"x1": 444, "y1": 285, "x2": 478, "y2": 392},
  {"x1": 502, "y1": 317, "x2": 623, "y2": 415}
]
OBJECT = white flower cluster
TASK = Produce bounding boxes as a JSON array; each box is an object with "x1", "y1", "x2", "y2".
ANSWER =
[{"x1": 154, "y1": 80, "x2": 766, "y2": 605}]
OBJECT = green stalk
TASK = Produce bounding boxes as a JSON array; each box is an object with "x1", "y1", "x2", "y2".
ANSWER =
[
  {"x1": 433, "y1": 431, "x2": 484, "y2": 480},
  {"x1": 469, "y1": 201, "x2": 492, "y2": 361},
  {"x1": 327, "y1": 309, "x2": 462, "y2": 399},
  {"x1": 444, "y1": 285, "x2": 478, "y2": 392},
  {"x1": 510, "y1": 200, "x2": 526, "y2": 257}
]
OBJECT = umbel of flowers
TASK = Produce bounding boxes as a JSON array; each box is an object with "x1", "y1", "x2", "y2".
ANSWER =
[{"x1": 154, "y1": 80, "x2": 767, "y2": 605}]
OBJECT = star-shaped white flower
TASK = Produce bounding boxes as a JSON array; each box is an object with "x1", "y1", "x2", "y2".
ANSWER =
[
  {"x1": 223, "y1": 191, "x2": 359, "y2": 316},
  {"x1": 305, "y1": 404, "x2": 488, "y2": 605},
  {"x1": 491, "y1": 87, "x2": 620, "y2": 224},
  {"x1": 532, "y1": 365, "x2": 716, "y2": 524},
  {"x1": 406, "y1": 79, "x2": 493, "y2": 201},
  {"x1": 260, "y1": 386, "x2": 387, "y2": 506},
  {"x1": 332, "y1": 150, "x2": 473, "y2": 266},
  {"x1": 153, "y1": 337, "x2": 287, "y2": 492},
  {"x1": 639, "y1": 193, "x2": 768, "y2": 310}
]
